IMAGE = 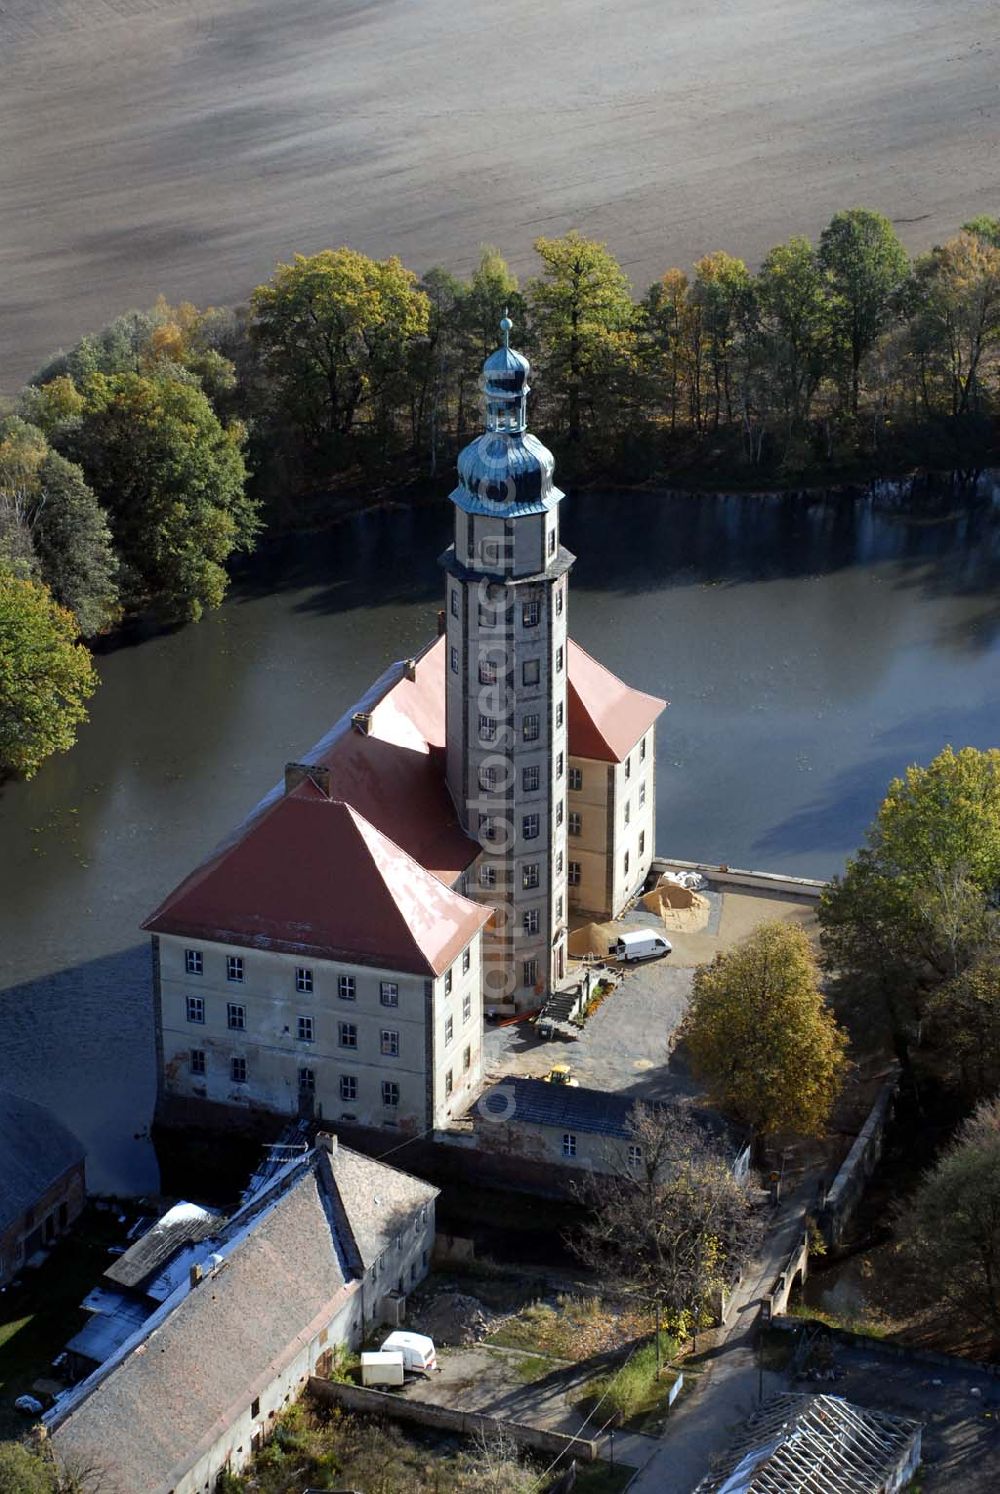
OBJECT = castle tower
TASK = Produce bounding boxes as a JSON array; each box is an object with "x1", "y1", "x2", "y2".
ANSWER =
[{"x1": 444, "y1": 318, "x2": 573, "y2": 1011}]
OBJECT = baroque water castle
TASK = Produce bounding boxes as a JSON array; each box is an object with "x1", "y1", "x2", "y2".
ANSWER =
[{"x1": 146, "y1": 323, "x2": 665, "y2": 1136}]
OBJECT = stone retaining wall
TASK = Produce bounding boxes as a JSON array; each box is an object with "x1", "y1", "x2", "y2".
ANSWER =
[
  {"x1": 817, "y1": 1067, "x2": 900, "y2": 1247},
  {"x1": 308, "y1": 1377, "x2": 598, "y2": 1461},
  {"x1": 770, "y1": 1315, "x2": 1000, "y2": 1378},
  {"x1": 651, "y1": 857, "x2": 826, "y2": 899}
]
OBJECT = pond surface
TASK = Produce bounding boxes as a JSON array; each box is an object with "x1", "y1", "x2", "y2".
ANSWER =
[{"x1": 2, "y1": 483, "x2": 999, "y2": 1193}]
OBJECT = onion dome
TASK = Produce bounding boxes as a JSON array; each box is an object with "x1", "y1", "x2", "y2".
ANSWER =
[{"x1": 449, "y1": 317, "x2": 564, "y2": 515}]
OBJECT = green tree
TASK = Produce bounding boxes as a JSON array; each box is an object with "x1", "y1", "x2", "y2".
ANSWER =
[
  {"x1": 911, "y1": 231, "x2": 1000, "y2": 417},
  {"x1": 901, "y1": 1096, "x2": 1000, "y2": 1333},
  {"x1": 0, "y1": 418, "x2": 119, "y2": 635},
  {"x1": 757, "y1": 236, "x2": 831, "y2": 434},
  {"x1": 0, "y1": 569, "x2": 97, "y2": 778},
  {"x1": 59, "y1": 373, "x2": 255, "y2": 621},
  {"x1": 928, "y1": 956, "x2": 1000, "y2": 1103},
  {"x1": 250, "y1": 248, "x2": 430, "y2": 456},
  {"x1": 963, "y1": 215, "x2": 1000, "y2": 249},
  {"x1": 818, "y1": 209, "x2": 911, "y2": 415},
  {"x1": 819, "y1": 748, "x2": 1000, "y2": 1047},
  {"x1": 0, "y1": 1443, "x2": 57, "y2": 1494},
  {"x1": 639, "y1": 268, "x2": 692, "y2": 432},
  {"x1": 527, "y1": 230, "x2": 635, "y2": 442},
  {"x1": 691, "y1": 251, "x2": 755, "y2": 430},
  {"x1": 685, "y1": 921, "x2": 848, "y2": 1138}
]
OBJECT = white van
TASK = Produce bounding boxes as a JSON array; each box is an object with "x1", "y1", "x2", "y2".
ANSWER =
[
  {"x1": 361, "y1": 1350, "x2": 405, "y2": 1387},
  {"x1": 380, "y1": 1330, "x2": 437, "y2": 1374},
  {"x1": 614, "y1": 930, "x2": 672, "y2": 963}
]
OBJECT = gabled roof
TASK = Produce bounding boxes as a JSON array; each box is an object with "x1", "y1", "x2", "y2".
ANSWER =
[
  {"x1": 478, "y1": 1079, "x2": 742, "y2": 1155},
  {"x1": 567, "y1": 640, "x2": 666, "y2": 763},
  {"x1": 143, "y1": 794, "x2": 490, "y2": 977},
  {"x1": 0, "y1": 1091, "x2": 85, "y2": 1234},
  {"x1": 49, "y1": 1140, "x2": 439, "y2": 1494},
  {"x1": 324, "y1": 1140, "x2": 437, "y2": 1271},
  {"x1": 693, "y1": 1392, "x2": 922, "y2": 1493},
  {"x1": 104, "y1": 1203, "x2": 223, "y2": 1296}
]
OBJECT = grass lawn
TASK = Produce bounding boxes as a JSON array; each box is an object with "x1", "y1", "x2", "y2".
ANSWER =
[
  {"x1": 0, "y1": 1206, "x2": 124, "y2": 1439},
  {"x1": 487, "y1": 1293, "x2": 655, "y2": 1361}
]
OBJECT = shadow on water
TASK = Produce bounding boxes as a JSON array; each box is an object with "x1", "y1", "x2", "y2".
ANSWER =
[{"x1": 0, "y1": 946, "x2": 160, "y2": 1198}]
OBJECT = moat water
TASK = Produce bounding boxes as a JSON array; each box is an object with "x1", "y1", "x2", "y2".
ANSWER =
[{"x1": 2, "y1": 482, "x2": 999, "y2": 1194}]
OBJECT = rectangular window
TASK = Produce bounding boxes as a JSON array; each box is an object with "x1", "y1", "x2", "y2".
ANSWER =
[
  {"x1": 190, "y1": 1049, "x2": 206, "y2": 1075},
  {"x1": 548, "y1": 528, "x2": 557, "y2": 555},
  {"x1": 381, "y1": 1029, "x2": 400, "y2": 1057},
  {"x1": 479, "y1": 714, "x2": 497, "y2": 742},
  {"x1": 522, "y1": 658, "x2": 540, "y2": 687},
  {"x1": 522, "y1": 813, "x2": 540, "y2": 840},
  {"x1": 382, "y1": 1080, "x2": 400, "y2": 1108},
  {"x1": 227, "y1": 1003, "x2": 246, "y2": 1031},
  {"x1": 624, "y1": 851, "x2": 630, "y2": 877},
  {"x1": 639, "y1": 830, "x2": 646, "y2": 856},
  {"x1": 299, "y1": 1067, "x2": 316, "y2": 1094},
  {"x1": 479, "y1": 763, "x2": 497, "y2": 792},
  {"x1": 625, "y1": 756, "x2": 632, "y2": 780},
  {"x1": 380, "y1": 981, "x2": 399, "y2": 1007},
  {"x1": 184, "y1": 949, "x2": 202, "y2": 975},
  {"x1": 640, "y1": 735, "x2": 647, "y2": 762},
  {"x1": 480, "y1": 863, "x2": 497, "y2": 888},
  {"x1": 451, "y1": 589, "x2": 459, "y2": 618},
  {"x1": 463, "y1": 992, "x2": 472, "y2": 1023},
  {"x1": 569, "y1": 811, "x2": 582, "y2": 837},
  {"x1": 556, "y1": 851, "x2": 563, "y2": 874},
  {"x1": 226, "y1": 955, "x2": 244, "y2": 983},
  {"x1": 478, "y1": 602, "x2": 493, "y2": 626},
  {"x1": 251, "y1": 1397, "x2": 260, "y2": 1420},
  {"x1": 523, "y1": 958, "x2": 537, "y2": 987},
  {"x1": 556, "y1": 645, "x2": 564, "y2": 672},
  {"x1": 338, "y1": 974, "x2": 356, "y2": 1002},
  {"x1": 562, "y1": 1133, "x2": 577, "y2": 1158},
  {"x1": 340, "y1": 1074, "x2": 358, "y2": 1102},
  {"x1": 628, "y1": 1144, "x2": 643, "y2": 1167},
  {"x1": 639, "y1": 781, "x2": 646, "y2": 808},
  {"x1": 523, "y1": 863, "x2": 539, "y2": 890},
  {"x1": 523, "y1": 909, "x2": 539, "y2": 935},
  {"x1": 295, "y1": 966, "x2": 313, "y2": 994},
  {"x1": 479, "y1": 813, "x2": 499, "y2": 842},
  {"x1": 569, "y1": 766, "x2": 582, "y2": 791},
  {"x1": 445, "y1": 1015, "x2": 454, "y2": 1044},
  {"x1": 450, "y1": 646, "x2": 458, "y2": 673},
  {"x1": 479, "y1": 659, "x2": 498, "y2": 685},
  {"x1": 556, "y1": 586, "x2": 564, "y2": 615},
  {"x1": 556, "y1": 896, "x2": 563, "y2": 921},
  {"x1": 462, "y1": 947, "x2": 471, "y2": 974},
  {"x1": 522, "y1": 600, "x2": 540, "y2": 628},
  {"x1": 556, "y1": 752, "x2": 564, "y2": 779},
  {"x1": 556, "y1": 800, "x2": 564, "y2": 827},
  {"x1": 444, "y1": 969, "x2": 453, "y2": 996},
  {"x1": 231, "y1": 1057, "x2": 247, "y2": 1085},
  {"x1": 556, "y1": 701, "x2": 564, "y2": 728},
  {"x1": 522, "y1": 765, "x2": 540, "y2": 792},
  {"x1": 523, "y1": 714, "x2": 540, "y2": 742},
  {"x1": 568, "y1": 860, "x2": 581, "y2": 887},
  {"x1": 463, "y1": 1045, "x2": 472, "y2": 1071},
  {"x1": 297, "y1": 1015, "x2": 315, "y2": 1043},
  {"x1": 186, "y1": 995, "x2": 205, "y2": 1025},
  {"x1": 445, "y1": 1069, "x2": 454, "y2": 1097},
  {"x1": 624, "y1": 800, "x2": 631, "y2": 826},
  {"x1": 339, "y1": 1022, "x2": 358, "y2": 1049}
]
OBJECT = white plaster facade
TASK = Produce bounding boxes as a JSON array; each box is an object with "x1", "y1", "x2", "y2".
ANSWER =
[
  {"x1": 567, "y1": 727, "x2": 657, "y2": 918},
  {"x1": 156, "y1": 932, "x2": 483, "y2": 1133}
]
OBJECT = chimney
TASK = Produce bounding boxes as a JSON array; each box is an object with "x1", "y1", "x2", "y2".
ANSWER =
[
  {"x1": 437, "y1": 609, "x2": 447, "y2": 637},
  {"x1": 404, "y1": 657, "x2": 417, "y2": 682},
  {"x1": 284, "y1": 762, "x2": 331, "y2": 797},
  {"x1": 189, "y1": 1262, "x2": 203, "y2": 1289},
  {"x1": 315, "y1": 1132, "x2": 338, "y2": 1156},
  {"x1": 352, "y1": 711, "x2": 372, "y2": 736}
]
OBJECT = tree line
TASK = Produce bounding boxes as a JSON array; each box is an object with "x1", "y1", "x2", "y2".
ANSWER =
[{"x1": 3, "y1": 208, "x2": 1000, "y2": 777}]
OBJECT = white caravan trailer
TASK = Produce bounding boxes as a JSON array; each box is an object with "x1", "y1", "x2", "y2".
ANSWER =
[{"x1": 381, "y1": 1330, "x2": 437, "y2": 1374}]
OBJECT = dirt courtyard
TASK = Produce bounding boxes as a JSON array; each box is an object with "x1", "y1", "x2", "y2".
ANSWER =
[{"x1": 1, "y1": 0, "x2": 995, "y2": 393}]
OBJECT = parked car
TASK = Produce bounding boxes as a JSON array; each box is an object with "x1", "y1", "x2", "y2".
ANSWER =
[
  {"x1": 380, "y1": 1330, "x2": 437, "y2": 1374},
  {"x1": 613, "y1": 930, "x2": 672, "y2": 962}
]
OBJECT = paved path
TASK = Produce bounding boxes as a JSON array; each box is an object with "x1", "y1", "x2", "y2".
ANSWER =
[{"x1": 616, "y1": 1192, "x2": 808, "y2": 1492}]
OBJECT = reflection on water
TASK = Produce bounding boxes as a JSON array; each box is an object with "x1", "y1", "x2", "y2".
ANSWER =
[{"x1": 1, "y1": 481, "x2": 999, "y2": 1192}]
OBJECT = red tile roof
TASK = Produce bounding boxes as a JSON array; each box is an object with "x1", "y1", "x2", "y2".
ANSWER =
[
  {"x1": 143, "y1": 791, "x2": 490, "y2": 977},
  {"x1": 566, "y1": 640, "x2": 666, "y2": 763}
]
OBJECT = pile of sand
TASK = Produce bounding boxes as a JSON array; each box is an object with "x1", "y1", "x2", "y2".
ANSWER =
[{"x1": 642, "y1": 878, "x2": 711, "y2": 932}]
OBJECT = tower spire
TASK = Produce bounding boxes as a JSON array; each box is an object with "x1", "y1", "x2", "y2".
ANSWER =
[{"x1": 500, "y1": 309, "x2": 512, "y2": 349}]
